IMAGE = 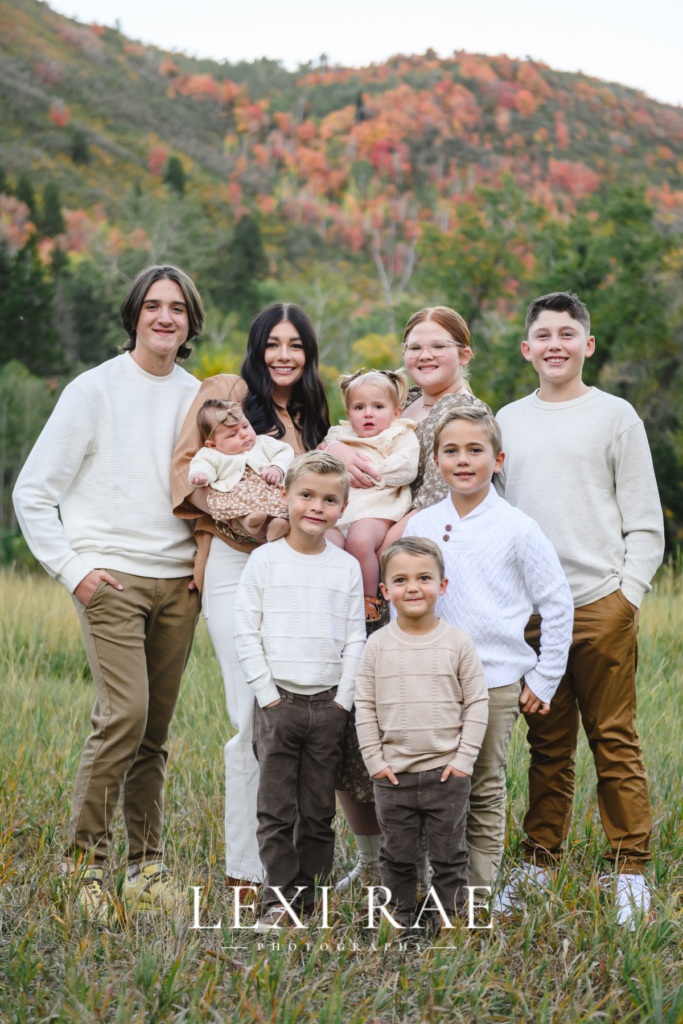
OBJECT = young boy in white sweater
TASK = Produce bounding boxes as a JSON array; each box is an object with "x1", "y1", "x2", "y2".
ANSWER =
[
  {"x1": 234, "y1": 451, "x2": 366, "y2": 931},
  {"x1": 355, "y1": 537, "x2": 489, "y2": 930},
  {"x1": 402, "y1": 399, "x2": 574, "y2": 909},
  {"x1": 496, "y1": 291, "x2": 665, "y2": 924}
]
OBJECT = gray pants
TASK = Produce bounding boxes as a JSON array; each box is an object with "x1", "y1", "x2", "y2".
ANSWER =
[
  {"x1": 374, "y1": 768, "x2": 471, "y2": 924},
  {"x1": 252, "y1": 686, "x2": 348, "y2": 906}
]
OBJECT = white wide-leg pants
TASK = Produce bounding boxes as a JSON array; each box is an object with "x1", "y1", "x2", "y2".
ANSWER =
[{"x1": 203, "y1": 537, "x2": 262, "y2": 881}]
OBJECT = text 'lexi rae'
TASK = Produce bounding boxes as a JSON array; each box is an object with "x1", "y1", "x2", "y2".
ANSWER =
[{"x1": 190, "y1": 885, "x2": 495, "y2": 930}]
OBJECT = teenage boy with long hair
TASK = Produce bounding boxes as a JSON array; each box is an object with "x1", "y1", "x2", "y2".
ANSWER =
[
  {"x1": 14, "y1": 264, "x2": 203, "y2": 922},
  {"x1": 496, "y1": 291, "x2": 664, "y2": 925}
]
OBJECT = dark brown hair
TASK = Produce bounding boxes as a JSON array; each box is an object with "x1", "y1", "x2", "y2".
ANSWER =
[
  {"x1": 380, "y1": 537, "x2": 445, "y2": 582},
  {"x1": 525, "y1": 291, "x2": 590, "y2": 337},
  {"x1": 120, "y1": 264, "x2": 205, "y2": 362},
  {"x1": 196, "y1": 399, "x2": 244, "y2": 441}
]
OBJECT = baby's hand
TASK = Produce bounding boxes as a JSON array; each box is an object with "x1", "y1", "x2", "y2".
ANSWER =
[
  {"x1": 261, "y1": 467, "x2": 283, "y2": 486},
  {"x1": 189, "y1": 471, "x2": 208, "y2": 487}
]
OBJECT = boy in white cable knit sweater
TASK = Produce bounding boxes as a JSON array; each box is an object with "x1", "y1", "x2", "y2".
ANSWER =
[
  {"x1": 402, "y1": 399, "x2": 574, "y2": 909},
  {"x1": 189, "y1": 399, "x2": 294, "y2": 543}
]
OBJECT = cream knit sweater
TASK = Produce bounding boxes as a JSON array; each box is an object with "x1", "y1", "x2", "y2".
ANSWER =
[
  {"x1": 355, "y1": 618, "x2": 489, "y2": 777},
  {"x1": 189, "y1": 435, "x2": 295, "y2": 492},
  {"x1": 323, "y1": 419, "x2": 419, "y2": 526},
  {"x1": 13, "y1": 353, "x2": 200, "y2": 592}
]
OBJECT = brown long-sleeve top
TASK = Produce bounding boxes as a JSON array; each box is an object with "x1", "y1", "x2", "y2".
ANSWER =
[{"x1": 170, "y1": 373, "x2": 304, "y2": 591}]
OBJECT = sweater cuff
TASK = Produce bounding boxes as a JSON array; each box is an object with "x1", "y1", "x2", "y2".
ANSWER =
[
  {"x1": 58, "y1": 554, "x2": 95, "y2": 595},
  {"x1": 252, "y1": 679, "x2": 280, "y2": 708},
  {"x1": 362, "y1": 753, "x2": 389, "y2": 777},
  {"x1": 335, "y1": 679, "x2": 355, "y2": 712},
  {"x1": 620, "y1": 578, "x2": 648, "y2": 609},
  {"x1": 449, "y1": 752, "x2": 476, "y2": 776},
  {"x1": 523, "y1": 669, "x2": 556, "y2": 706}
]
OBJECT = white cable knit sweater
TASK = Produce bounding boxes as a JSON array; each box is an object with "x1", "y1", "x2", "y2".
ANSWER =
[
  {"x1": 234, "y1": 537, "x2": 366, "y2": 711},
  {"x1": 403, "y1": 487, "x2": 574, "y2": 705},
  {"x1": 323, "y1": 418, "x2": 419, "y2": 526},
  {"x1": 189, "y1": 435, "x2": 295, "y2": 491},
  {"x1": 13, "y1": 353, "x2": 200, "y2": 592}
]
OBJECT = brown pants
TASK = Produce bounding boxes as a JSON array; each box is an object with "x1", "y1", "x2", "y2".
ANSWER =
[
  {"x1": 523, "y1": 588, "x2": 651, "y2": 873},
  {"x1": 374, "y1": 769, "x2": 470, "y2": 925},
  {"x1": 70, "y1": 571, "x2": 199, "y2": 865},
  {"x1": 252, "y1": 686, "x2": 348, "y2": 906}
]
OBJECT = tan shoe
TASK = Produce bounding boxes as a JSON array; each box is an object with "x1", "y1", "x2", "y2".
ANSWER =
[
  {"x1": 122, "y1": 862, "x2": 182, "y2": 914},
  {"x1": 241, "y1": 511, "x2": 267, "y2": 536},
  {"x1": 76, "y1": 866, "x2": 112, "y2": 925},
  {"x1": 364, "y1": 596, "x2": 382, "y2": 623},
  {"x1": 266, "y1": 517, "x2": 290, "y2": 542}
]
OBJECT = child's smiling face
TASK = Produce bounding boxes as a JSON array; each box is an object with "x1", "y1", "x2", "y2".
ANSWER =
[
  {"x1": 434, "y1": 420, "x2": 504, "y2": 500},
  {"x1": 347, "y1": 383, "x2": 400, "y2": 438},
  {"x1": 380, "y1": 551, "x2": 447, "y2": 619},
  {"x1": 522, "y1": 309, "x2": 595, "y2": 389},
  {"x1": 206, "y1": 415, "x2": 257, "y2": 456},
  {"x1": 282, "y1": 471, "x2": 347, "y2": 538}
]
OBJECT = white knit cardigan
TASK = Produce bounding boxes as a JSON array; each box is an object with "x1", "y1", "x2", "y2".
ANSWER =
[
  {"x1": 188, "y1": 434, "x2": 295, "y2": 492},
  {"x1": 324, "y1": 418, "x2": 419, "y2": 527}
]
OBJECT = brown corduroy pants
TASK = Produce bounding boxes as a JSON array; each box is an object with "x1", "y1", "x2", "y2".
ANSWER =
[
  {"x1": 522, "y1": 588, "x2": 652, "y2": 873},
  {"x1": 69, "y1": 571, "x2": 199, "y2": 865}
]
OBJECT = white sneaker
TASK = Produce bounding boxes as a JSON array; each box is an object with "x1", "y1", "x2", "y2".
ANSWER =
[
  {"x1": 600, "y1": 873, "x2": 651, "y2": 929},
  {"x1": 493, "y1": 862, "x2": 550, "y2": 916},
  {"x1": 335, "y1": 834, "x2": 381, "y2": 893}
]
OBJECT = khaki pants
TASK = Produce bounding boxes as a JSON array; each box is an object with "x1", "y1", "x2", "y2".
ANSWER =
[
  {"x1": 523, "y1": 589, "x2": 651, "y2": 873},
  {"x1": 467, "y1": 681, "x2": 522, "y2": 898},
  {"x1": 69, "y1": 571, "x2": 199, "y2": 865}
]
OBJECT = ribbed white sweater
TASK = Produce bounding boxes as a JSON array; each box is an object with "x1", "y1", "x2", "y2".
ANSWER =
[
  {"x1": 233, "y1": 537, "x2": 366, "y2": 710},
  {"x1": 496, "y1": 388, "x2": 664, "y2": 608},
  {"x1": 403, "y1": 487, "x2": 574, "y2": 704},
  {"x1": 13, "y1": 353, "x2": 200, "y2": 592}
]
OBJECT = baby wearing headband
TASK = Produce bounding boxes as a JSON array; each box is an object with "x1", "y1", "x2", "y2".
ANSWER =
[
  {"x1": 323, "y1": 369, "x2": 419, "y2": 622},
  {"x1": 189, "y1": 399, "x2": 294, "y2": 543}
]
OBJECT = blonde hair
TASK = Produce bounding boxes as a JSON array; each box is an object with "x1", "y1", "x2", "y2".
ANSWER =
[
  {"x1": 402, "y1": 306, "x2": 472, "y2": 392},
  {"x1": 197, "y1": 399, "x2": 244, "y2": 441},
  {"x1": 283, "y1": 450, "x2": 350, "y2": 504},
  {"x1": 338, "y1": 368, "x2": 408, "y2": 411},
  {"x1": 380, "y1": 537, "x2": 445, "y2": 582},
  {"x1": 432, "y1": 400, "x2": 502, "y2": 458}
]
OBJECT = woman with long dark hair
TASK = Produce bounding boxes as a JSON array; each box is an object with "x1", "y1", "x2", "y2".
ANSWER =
[{"x1": 171, "y1": 302, "x2": 330, "y2": 886}]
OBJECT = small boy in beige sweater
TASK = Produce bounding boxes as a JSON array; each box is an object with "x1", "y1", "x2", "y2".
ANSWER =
[{"x1": 355, "y1": 537, "x2": 489, "y2": 929}]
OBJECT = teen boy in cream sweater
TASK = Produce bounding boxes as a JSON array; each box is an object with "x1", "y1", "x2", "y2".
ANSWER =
[
  {"x1": 355, "y1": 537, "x2": 489, "y2": 929},
  {"x1": 234, "y1": 451, "x2": 366, "y2": 932},
  {"x1": 496, "y1": 291, "x2": 665, "y2": 926}
]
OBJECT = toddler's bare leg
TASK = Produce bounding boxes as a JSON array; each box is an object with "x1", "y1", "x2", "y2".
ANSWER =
[
  {"x1": 265, "y1": 517, "x2": 289, "y2": 542},
  {"x1": 378, "y1": 510, "x2": 420, "y2": 556},
  {"x1": 325, "y1": 527, "x2": 346, "y2": 550},
  {"x1": 345, "y1": 519, "x2": 394, "y2": 597}
]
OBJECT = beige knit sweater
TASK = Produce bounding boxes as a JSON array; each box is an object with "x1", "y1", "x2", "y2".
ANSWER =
[{"x1": 355, "y1": 618, "x2": 489, "y2": 777}]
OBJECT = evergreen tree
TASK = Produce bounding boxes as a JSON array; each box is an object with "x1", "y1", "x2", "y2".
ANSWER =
[
  {"x1": 209, "y1": 215, "x2": 268, "y2": 326},
  {"x1": 42, "y1": 182, "x2": 65, "y2": 236},
  {"x1": 15, "y1": 174, "x2": 36, "y2": 218},
  {"x1": 163, "y1": 156, "x2": 186, "y2": 197},
  {"x1": 70, "y1": 128, "x2": 91, "y2": 165},
  {"x1": 0, "y1": 243, "x2": 65, "y2": 375}
]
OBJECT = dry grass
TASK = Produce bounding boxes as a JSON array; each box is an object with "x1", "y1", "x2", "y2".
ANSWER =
[{"x1": 2, "y1": 568, "x2": 683, "y2": 1022}]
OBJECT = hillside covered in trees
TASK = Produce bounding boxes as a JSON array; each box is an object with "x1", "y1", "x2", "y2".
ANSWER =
[{"x1": 1, "y1": 0, "x2": 683, "y2": 552}]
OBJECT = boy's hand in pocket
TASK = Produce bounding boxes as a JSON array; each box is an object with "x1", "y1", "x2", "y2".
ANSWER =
[
  {"x1": 373, "y1": 766, "x2": 399, "y2": 785},
  {"x1": 441, "y1": 765, "x2": 468, "y2": 782}
]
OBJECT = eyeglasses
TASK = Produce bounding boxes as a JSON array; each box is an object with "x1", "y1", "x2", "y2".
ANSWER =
[{"x1": 402, "y1": 341, "x2": 464, "y2": 357}]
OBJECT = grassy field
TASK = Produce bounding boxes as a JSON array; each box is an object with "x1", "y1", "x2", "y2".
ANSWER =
[{"x1": 2, "y1": 569, "x2": 683, "y2": 1023}]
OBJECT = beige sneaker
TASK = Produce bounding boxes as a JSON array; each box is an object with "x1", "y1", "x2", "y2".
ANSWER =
[
  {"x1": 122, "y1": 862, "x2": 182, "y2": 914},
  {"x1": 76, "y1": 866, "x2": 112, "y2": 924}
]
